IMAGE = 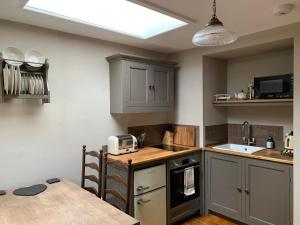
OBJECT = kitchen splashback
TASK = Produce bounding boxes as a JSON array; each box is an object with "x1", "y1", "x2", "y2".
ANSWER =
[
  {"x1": 128, "y1": 124, "x2": 171, "y2": 146},
  {"x1": 206, "y1": 123, "x2": 284, "y2": 149},
  {"x1": 128, "y1": 124, "x2": 199, "y2": 147},
  {"x1": 205, "y1": 124, "x2": 228, "y2": 146}
]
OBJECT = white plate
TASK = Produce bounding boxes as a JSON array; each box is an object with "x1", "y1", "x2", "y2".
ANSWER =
[
  {"x1": 40, "y1": 77, "x2": 44, "y2": 95},
  {"x1": 10, "y1": 65, "x2": 15, "y2": 95},
  {"x1": 3, "y1": 64, "x2": 10, "y2": 94},
  {"x1": 3, "y1": 47, "x2": 25, "y2": 66},
  {"x1": 17, "y1": 67, "x2": 21, "y2": 95},
  {"x1": 14, "y1": 67, "x2": 20, "y2": 95},
  {"x1": 25, "y1": 50, "x2": 45, "y2": 68},
  {"x1": 37, "y1": 77, "x2": 41, "y2": 95},
  {"x1": 29, "y1": 76, "x2": 35, "y2": 95}
]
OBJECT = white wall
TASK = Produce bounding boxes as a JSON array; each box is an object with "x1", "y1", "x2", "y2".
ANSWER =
[
  {"x1": 202, "y1": 57, "x2": 227, "y2": 145},
  {"x1": 0, "y1": 20, "x2": 169, "y2": 189},
  {"x1": 226, "y1": 49, "x2": 293, "y2": 134},
  {"x1": 169, "y1": 50, "x2": 204, "y2": 145},
  {"x1": 227, "y1": 49, "x2": 293, "y2": 95},
  {"x1": 293, "y1": 29, "x2": 300, "y2": 224}
]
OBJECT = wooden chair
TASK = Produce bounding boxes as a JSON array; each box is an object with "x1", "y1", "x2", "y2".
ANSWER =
[
  {"x1": 102, "y1": 148, "x2": 132, "y2": 214},
  {"x1": 81, "y1": 145, "x2": 102, "y2": 197}
]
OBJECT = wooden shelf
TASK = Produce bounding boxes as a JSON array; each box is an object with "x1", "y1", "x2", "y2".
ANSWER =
[
  {"x1": 213, "y1": 98, "x2": 293, "y2": 106},
  {"x1": 4, "y1": 94, "x2": 50, "y2": 103}
]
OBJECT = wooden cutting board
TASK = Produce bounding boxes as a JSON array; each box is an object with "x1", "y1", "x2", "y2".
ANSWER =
[{"x1": 173, "y1": 126, "x2": 196, "y2": 147}]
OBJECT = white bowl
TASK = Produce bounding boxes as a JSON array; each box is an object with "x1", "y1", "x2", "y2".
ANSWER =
[
  {"x1": 25, "y1": 50, "x2": 45, "y2": 68},
  {"x1": 3, "y1": 47, "x2": 25, "y2": 66}
]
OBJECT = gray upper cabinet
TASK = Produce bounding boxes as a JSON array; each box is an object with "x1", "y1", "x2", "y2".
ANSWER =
[
  {"x1": 106, "y1": 54, "x2": 176, "y2": 113},
  {"x1": 151, "y1": 65, "x2": 174, "y2": 107},
  {"x1": 206, "y1": 152, "x2": 243, "y2": 221},
  {"x1": 245, "y1": 159, "x2": 290, "y2": 225},
  {"x1": 124, "y1": 61, "x2": 152, "y2": 107},
  {"x1": 205, "y1": 151, "x2": 293, "y2": 225}
]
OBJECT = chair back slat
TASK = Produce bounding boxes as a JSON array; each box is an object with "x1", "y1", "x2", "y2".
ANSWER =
[
  {"x1": 103, "y1": 147, "x2": 132, "y2": 214},
  {"x1": 107, "y1": 175, "x2": 127, "y2": 186},
  {"x1": 81, "y1": 145, "x2": 103, "y2": 198},
  {"x1": 85, "y1": 151, "x2": 99, "y2": 157},
  {"x1": 85, "y1": 163, "x2": 99, "y2": 171},
  {"x1": 84, "y1": 175, "x2": 99, "y2": 184},
  {"x1": 104, "y1": 189, "x2": 126, "y2": 202},
  {"x1": 84, "y1": 187, "x2": 98, "y2": 196}
]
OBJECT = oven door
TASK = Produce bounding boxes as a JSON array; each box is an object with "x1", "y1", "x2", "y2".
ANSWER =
[{"x1": 170, "y1": 163, "x2": 200, "y2": 208}]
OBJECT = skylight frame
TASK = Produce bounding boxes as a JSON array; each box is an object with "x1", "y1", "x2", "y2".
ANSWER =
[{"x1": 23, "y1": 0, "x2": 188, "y2": 39}]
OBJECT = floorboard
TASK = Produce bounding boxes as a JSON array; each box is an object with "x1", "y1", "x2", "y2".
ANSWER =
[{"x1": 181, "y1": 214, "x2": 238, "y2": 225}]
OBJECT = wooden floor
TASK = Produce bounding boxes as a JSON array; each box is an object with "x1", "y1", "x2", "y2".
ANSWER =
[{"x1": 181, "y1": 214, "x2": 238, "y2": 225}]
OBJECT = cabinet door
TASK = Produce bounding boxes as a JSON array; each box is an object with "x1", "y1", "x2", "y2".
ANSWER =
[
  {"x1": 134, "y1": 187, "x2": 166, "y2": 225},
  {"x1": 206, "y1": 152, "x2": 243, "y2": 221},
  {"x1": 245, "y1": 159, "x2": 290, "y2": 225},
  {"x1": 150, "y1": 65, "x2": 174, "y2": 107},
  {"x1": 124, "y1": 61, "x2": 151, "y2": 107}
]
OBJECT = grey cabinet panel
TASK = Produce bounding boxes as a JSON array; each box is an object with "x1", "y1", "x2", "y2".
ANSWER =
[
  {"x1": 124, "y1": 61, "x2": 151, "y2": 107},
  {"x1": 151, "y1": 65, "x2": 174, "y2": 107},
  {"x1": 206, "y1": 152, "x2": 243, "y2": 220},
  {"x1": 245, "y1": 159, "x2": 290, "y2": 225},
  {"x1": 107, "y1": 54, "x2": 176, "y2": 113}
]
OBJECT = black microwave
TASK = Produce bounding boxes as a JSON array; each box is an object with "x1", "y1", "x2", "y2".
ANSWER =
[{"x1": 254, "y1": 74, "x2": 293, "y2": 99}]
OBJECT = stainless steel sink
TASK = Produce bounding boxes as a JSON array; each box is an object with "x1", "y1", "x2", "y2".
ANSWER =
[{"x1": 213, "y1": 144, "x2": 264, "y2": 154}]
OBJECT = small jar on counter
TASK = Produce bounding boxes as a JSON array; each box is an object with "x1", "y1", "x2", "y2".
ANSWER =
[{"x1": 266, "y1": 136, "x2": 274, "y2": 149}]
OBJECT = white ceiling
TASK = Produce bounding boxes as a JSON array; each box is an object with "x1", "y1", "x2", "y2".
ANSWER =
[{"x1": 0, "y1": 0, "x2": 300, "y2": 53}]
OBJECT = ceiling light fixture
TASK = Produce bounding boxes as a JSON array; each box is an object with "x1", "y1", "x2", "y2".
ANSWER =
[{"x1": 192, "y1": 0, "x2": 238, "y2": 46}]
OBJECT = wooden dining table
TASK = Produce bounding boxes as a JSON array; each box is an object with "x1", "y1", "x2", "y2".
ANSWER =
[{"x1": 0, "y1": 179, "x2": 139, "y2": 225}]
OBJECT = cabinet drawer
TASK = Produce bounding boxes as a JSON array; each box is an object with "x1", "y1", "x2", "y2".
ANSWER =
[
  {"x1": 134, "y1": 187, "x2": 166, "y2": 225},
  {"x1": 134, "y1": 164, "x2": 166, "y2": 195}
]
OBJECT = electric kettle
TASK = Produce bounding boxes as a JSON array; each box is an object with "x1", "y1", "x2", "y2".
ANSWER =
[{"x1": 284, "y1": 131, "x2": 294, "y2": 150}]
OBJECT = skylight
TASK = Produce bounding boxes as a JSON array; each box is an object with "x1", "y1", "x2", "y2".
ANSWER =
[{"x1": 24, "y1": 0, "x2": 187, "y2": 39}]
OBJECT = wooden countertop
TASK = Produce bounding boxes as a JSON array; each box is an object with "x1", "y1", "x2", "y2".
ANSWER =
[
  {"x1": 108, "y1": 145, "x2": 201, "y2": 166},
  {"x1": 204, "y1": 146, "x2": 293, "y2": 165},
  {"x1": 0, "y1": 179, "x2": 139, "y2": 225}
]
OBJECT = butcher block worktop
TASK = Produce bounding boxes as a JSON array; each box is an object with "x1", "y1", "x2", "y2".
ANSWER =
[
  {"x1": 204, "y1": 146, "x2": 293, "y2": 165},
  {"x1": 108, "y1": 145, "x2": 201, "y2": 166},
  {"x1": 0, "y1": 179, "x2": 139, "y2": 225}
]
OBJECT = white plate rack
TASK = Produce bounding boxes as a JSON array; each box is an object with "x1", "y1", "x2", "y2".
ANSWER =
[{"x1": 0, "y1": 53, "x2": 50, "y2": 103}]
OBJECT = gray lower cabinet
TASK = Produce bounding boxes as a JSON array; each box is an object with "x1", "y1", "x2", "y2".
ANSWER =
[
  {"x1": 206, "y1": 152, "x2": 243, "y2": 221},
  {"x1": 245, "y1": 159, "x2": 290, "y2": 225},
  {"x1": 106, "y1": 54, "x2": 176, "y2": 113},
  {"x1": 205, "y1": 152, "x2": 293, "y2": 225}
]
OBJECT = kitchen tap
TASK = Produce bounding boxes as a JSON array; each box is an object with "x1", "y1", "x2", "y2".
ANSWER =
[{"x1": 242, "y1": 121, "x2": 255, "y2": 146}]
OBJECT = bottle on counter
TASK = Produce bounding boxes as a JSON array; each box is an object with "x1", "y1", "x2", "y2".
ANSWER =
[
  {"x1": 248, "y1": 83, "x2": 254, "y2": 100},
  {"x1": 266, "y1": 136, "x2": 274, "y2": 149}
]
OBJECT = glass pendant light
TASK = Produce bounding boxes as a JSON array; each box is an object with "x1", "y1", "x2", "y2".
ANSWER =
[{"x1": 192, "y1": 0, "x2": 238, "y2": 46}]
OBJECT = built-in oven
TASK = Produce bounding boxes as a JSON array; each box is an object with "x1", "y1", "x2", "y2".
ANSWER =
[
  {"x1": 168, "y1": 153, "x2": 201, "y2": 224},
  {"x1": 254, "y1": 74, "x2": 293, "y2": 99}
]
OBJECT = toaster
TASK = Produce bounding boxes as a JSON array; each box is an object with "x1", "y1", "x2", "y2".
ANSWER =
[{"x1": 107, "y1": 134, "x2": 138, "y2": 155}]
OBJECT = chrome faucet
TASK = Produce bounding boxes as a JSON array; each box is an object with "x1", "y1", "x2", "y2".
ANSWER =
[{"x1": 242, "y1": 121, "x2": 255, "y2": 146}]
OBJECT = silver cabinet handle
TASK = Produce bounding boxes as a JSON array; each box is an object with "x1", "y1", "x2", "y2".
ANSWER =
[
  {"x1": 137, "y1": 185, "x2": 150, "y2": 192},
  {"x1": 237, "y1": 187, "x2": 242, "y2": 192},
  {"x1": 137, "y1": 199, "x2": 151, "y2": 205}
]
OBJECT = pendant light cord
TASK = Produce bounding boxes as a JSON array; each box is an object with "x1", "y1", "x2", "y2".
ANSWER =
[{"x1": 213, "y1": 0, "x2": 217, "y2": 18}]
